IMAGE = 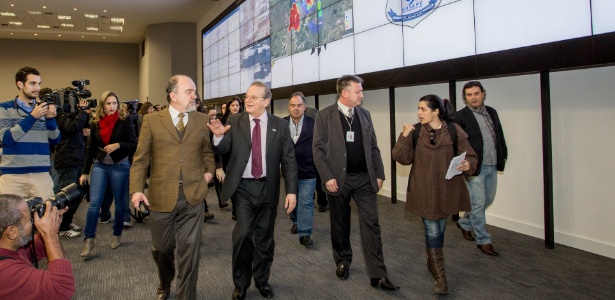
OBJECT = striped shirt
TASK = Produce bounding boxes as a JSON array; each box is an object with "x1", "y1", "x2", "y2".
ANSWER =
[{"x1": 0, "y1": 100, "x2": 61, "y2": 174}]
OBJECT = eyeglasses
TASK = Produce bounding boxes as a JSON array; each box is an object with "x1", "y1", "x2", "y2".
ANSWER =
[
  {"x1": 243, "y1": 95, "x2": 265, "y2": 101},
  {"x1": 429, "y1": 130, "x2": 436, "y2": 145}
]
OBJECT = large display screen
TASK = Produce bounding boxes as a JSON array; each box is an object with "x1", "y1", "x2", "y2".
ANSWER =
[{"x1": 202, "y1": 0, "x2": 614, "y2": 100}]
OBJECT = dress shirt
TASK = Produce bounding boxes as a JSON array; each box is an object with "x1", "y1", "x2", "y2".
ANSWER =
[
  {"x1": 289, "y1": 115, "x2": 304, "y2": 144},
  {"x1": 168, "y1": 105, "x2": 189, "y2": 127},
  {"x1": 337, "y1": 101, "x2": 354, "y2": 118}
]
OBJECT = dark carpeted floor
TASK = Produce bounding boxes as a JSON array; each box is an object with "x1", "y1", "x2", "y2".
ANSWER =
[{"x1": 51, "y1": 187, "x2": 615, "y2": 299}]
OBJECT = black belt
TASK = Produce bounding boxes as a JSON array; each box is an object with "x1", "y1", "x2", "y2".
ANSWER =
[{"x1": 241, "y1": 177, "x2": 266, "y2": 182}]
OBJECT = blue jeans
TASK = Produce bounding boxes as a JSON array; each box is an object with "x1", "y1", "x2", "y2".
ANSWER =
[
  {"x1": 289, "y1": 178, "x2": 316, "y2": 238},
  {"x1": 459, "y1": 165, "x2": 497, "y2": 245},
  {"x1": 422, "y1": 218, "x2": 447, "y2": 249},
  {"x1": 100, "y1": 185, "x2": 132, "y2": 223},
  {"x1": 84, "y1": 161, "x2": 130, "y2": 238}
]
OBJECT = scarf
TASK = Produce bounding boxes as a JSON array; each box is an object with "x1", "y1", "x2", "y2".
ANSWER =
[
  {"x1": 470, "y1": 105, "x2": 497, "y2": 146},
  {"x1": 99, "y1": 111, "x2": 119, "y2": 145}
]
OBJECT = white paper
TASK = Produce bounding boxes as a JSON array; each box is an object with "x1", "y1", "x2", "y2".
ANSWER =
[{"x1": 445, "y1": 151, "x2": 466, "y2": 180}]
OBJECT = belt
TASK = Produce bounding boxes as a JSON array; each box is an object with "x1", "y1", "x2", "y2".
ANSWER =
[{"x1": 241, "y1": 177, "x2": 266, "y2": 182}]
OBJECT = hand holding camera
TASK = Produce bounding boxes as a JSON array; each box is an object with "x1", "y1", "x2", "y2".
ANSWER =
[{"x1": 31, "y1": 101, "x2": 49, "y2": 119}]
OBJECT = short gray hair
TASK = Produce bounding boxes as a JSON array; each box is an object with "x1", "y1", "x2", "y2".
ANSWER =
[
  {"x1": 250, "y1": 81, "x2": 272, "y2": 100},
  {"x1": 289, "y1": 92, "x2": 306, "y2": 104},
  {"x1": 0, "y1": 194, "x2": 25, "y2": 237}
]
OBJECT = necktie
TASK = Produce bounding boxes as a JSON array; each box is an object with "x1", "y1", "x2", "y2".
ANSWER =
[
  {"x1": 176, "y1": 113, "x2": 185, "y2": 132},
  {"x1": 348, "y1": 108, "x2": 353, "y2": 119},
  {"x1": 251, "y1": 118, "x2": 262, "y2": 179}
]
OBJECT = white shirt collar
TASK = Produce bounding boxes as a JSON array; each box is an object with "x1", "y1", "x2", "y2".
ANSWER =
[{"x1": 337, "y1": 101, "x2": 353, "y2": 118}]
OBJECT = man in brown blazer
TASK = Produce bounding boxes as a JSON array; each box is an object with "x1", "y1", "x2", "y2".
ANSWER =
[
  {"x1": 312, "y1": 75, "x2": 398, "y2": 291},
  {"x1": 130, "y1": 75, "x2": 215, "y2": 300}
]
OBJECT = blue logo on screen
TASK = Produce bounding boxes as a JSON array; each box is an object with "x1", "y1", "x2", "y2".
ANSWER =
[{"x1": 386, "y1": 0, "x2": 442, "y2": 28}]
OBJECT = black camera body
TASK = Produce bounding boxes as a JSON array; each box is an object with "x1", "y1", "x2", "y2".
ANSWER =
[
  {"x1": 26, "y1": 183, "x2": 82, "y2": 218},
  {"x1": 40, "y1": 93, "x2": 60, "y2": 105},
  {"x1": 71, "y1": 80, "x2": 92, "y2": 99}
]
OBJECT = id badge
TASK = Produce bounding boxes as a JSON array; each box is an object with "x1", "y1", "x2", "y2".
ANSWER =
[{"x1": 346, "y1": 131, "x2": 354, "y2": 142}]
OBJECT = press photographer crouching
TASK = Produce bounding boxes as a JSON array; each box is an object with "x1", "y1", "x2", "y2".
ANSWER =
[{"x1": 0, "y1": 187, "x2": 79, "y2": 299}]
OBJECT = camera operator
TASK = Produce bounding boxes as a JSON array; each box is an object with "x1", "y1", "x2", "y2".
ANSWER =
[
  {"x1": 0, "y1": 67, "x2": 60, "y2": 199},
  {"x1": 0, "y1": 194, "x2": 76, "y2": 300},
  {"x1": 53, "y1": 99, "x2": 93, "y2": 238}
]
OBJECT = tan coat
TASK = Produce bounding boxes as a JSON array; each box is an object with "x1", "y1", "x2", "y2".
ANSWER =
[
  {"x1": 392, "y1": 122, "x2": 477, "y2": 220},
  {"x1": 129, "y1": 109, "x2": 215, "y2": 212}
]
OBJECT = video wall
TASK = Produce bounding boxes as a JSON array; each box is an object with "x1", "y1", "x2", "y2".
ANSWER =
[{"x1": 202, "y1": 0, "x2": 615, "y2": 100}]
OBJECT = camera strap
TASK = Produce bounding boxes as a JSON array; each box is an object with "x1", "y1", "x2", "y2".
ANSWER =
[
  {"x1": 29, "y1": 218, "x2": 38, "y2": 268},
  {"x1": 0, "y1": 256, "x2": 13, "y2": 261}
]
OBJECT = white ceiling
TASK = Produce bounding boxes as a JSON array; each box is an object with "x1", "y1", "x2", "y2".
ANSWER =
[{"x1": 0, "y1": 0, "x2": 218, "y2": 43}]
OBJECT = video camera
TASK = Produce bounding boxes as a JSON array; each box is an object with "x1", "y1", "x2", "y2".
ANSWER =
[
  {"x1": 40, "y1": 92, "x2": 60, "y2": 105},
  {"x1": 25, "y1": 183, "x2": 82, "y2": 218}
]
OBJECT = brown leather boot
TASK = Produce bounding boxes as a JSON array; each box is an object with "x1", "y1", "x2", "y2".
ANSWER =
[
  {"x1": 426, "y1": 248, "x2": 448, "y2": 295},
  {"x1": 80, "y1": 238, "x2": 95, "y2": 257}
]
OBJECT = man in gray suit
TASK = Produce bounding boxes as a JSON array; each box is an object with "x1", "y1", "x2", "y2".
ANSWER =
[
  {"x1": 208, "y1": 81, "x2": 297, "y2": 300},
  {"x1": 313, "y1": 75, "x2": 398, "y2": 291}
]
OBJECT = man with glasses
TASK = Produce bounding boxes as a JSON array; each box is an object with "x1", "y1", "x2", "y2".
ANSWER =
[
  {"x1": 312, "y1": 75, "x2": 399, "y2": 291},
  {"x1": 455, "y1": 81, "x2": 508, "y2": 256},
  {"x1": 0, "y1": 67, "x2": 60, "y2": 199},
  {"x1": 208, "y1": 81, "x2": 297, "y2": 300}
]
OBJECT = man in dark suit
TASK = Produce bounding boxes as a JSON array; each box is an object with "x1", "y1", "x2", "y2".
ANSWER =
[
  {"x1": 283, "y1": 92, "x2": 317, "y2": 246},
  {"x1": 455, "y1": 80, "x2": 508, "y2": 256},
  {"x1": 208, "y1": 81, "x2": 297, "y2": 300},
  {"x1": 130, "y1": 75, "x2": 215, "y2": 300},
  {"x1": 313, "y1": 75, "x2": 398, "y2": 291}
]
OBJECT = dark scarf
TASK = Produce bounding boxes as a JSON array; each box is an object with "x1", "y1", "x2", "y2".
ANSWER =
[
  {"x1": 470, "y1": 105, "x2": 497, "y2": 146},
  {"x1": 99, "y1": 111, "x2": 119, "y2": 145}
]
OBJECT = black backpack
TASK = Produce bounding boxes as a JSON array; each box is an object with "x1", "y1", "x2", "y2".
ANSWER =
[{"x1": 412, "y1": 121, "x2": 458, "y2": 155}]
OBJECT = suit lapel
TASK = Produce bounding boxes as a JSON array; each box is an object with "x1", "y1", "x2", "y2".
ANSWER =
[
  {"x1": 160, "y1": 109, "x2": 181, "y2": 142},
  {"x1": 266, "y1": 112, "x2": 277, "y2": 151},
  {"x1": 239, "y1": 113, "x2": 251, "y2": 144},
  {"x1": 356, "y1": 107, "x2": 372, "y2": 150},
  {"x1": 183, "y1": 111, "x2": 196, "y2": 140},
  {"x1": 330, "y1": 105, "x2": 345, "y2": 141}
]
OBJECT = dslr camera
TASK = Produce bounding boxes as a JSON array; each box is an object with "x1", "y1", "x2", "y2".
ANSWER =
[
  {"x1": 26, "y1": 183, "x2": 82, "y2": 218},
  {"x1": 40, "y1": 92, "x2": 60, "y2": 106}
]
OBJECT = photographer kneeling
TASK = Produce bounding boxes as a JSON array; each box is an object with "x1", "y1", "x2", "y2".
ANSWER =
[{"x1": 0, "y1": 194, "x2": 76, "y2": 300}]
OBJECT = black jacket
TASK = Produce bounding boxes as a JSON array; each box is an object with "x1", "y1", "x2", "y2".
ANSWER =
[
  {"x1": 284, "y1": 115, "x2": 317, "y2": 179},
  {"x1": 455, "y1": 106, "x2": 508, "y2": 175},
  {"x1": 53, "y1": 110, "x2": 89, "y2": 168},
  {"x1": 82, "y1": 117, "x2": 137, "y2": 175}
]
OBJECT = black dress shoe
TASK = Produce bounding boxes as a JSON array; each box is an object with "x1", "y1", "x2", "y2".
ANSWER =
[
  {"x1": 370, "y1": 277, "x2": 400, "y2": 291},
  {"x1": 456, "y1": 222, "x2": 475, "y2": 241},
  {"x1": 299, "y1": 236, "x2": 313, "y2": 245},
  {"x1": 219, "y1": 201, "x2": 229, "y2": 208},
  {"x1": 290, "y1": 224, "x2": 297, "y2": 234},
  {"x1": 156, "y1": 287, "x2": 170, "y2": 300},
  {"x1": 232, "y1": 287, "x2": 246, "y2": 300},
  {"x1": 318, "y1": 206, "x2": 327, "y2": 212},
  {"x1": 204, "y1": 212, "x2": 214, "y2": 222},
  {"x1": 477, "y1": 244, "x2": 500, "y2": 256},
  {"x1": 336, "y1": 263, "x2": 349, "y2": 280},
  {"x1": 254, "y1": 282, "x2": 274, "y2": 298}
]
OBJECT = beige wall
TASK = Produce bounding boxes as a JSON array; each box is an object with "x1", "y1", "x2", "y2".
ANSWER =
[
  {"x1": 0, "y1": 38, "x2": 139, "y2": 102},
  {"x1": 140, "y1": 22, "x2": 197, "y2": 105}
]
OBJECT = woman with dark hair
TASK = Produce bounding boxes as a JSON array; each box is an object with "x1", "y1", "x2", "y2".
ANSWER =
[
  {"x1": 137, "y1": 102, "x2": 154, "y2": 133},
  {"x1": 392, "y1": 94, "x2": 477, "y2": 295},
  {"x1": 218, "y1": 96, "x2": 243, "y2": 220},
  {"x1": 79, "y1": 91, "x2": 137, "y2": 257}
]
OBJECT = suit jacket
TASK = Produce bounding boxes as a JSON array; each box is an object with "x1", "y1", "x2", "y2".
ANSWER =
[
  {"x1": 213, "y1": 112, "x2": 298, "y2": 204},
  {"x1": 83, "y1": 117, "x2": 137, "y2": 175},
  {"x1": 455, "y1": 106, "x2": 508, "y2": 175},
  {"x1": 312, "y1": 104, "x2": 385, "y2": 196},
  {"x1": 129, "y1": 108, "x2": 216, "y2": 212},
  {"x1": 283, "y1": 115, "x2": 316, "y2": 179}
]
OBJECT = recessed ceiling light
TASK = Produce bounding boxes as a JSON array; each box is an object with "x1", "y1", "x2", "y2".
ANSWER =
[
  {"x1": 58, "y1": 15, "x2": 71, "y2": 20},
  {"x1": 60, "y1": 23, "x2": 74, "y2": 27},
  {"x1": 81, "y1": 35, "x2": 84, "y2": 38},
  {"x1": 10, "y1": 32, "x2": 13, "y2": 35},
  {"x1": 10, "y1": 4, "x2": 14, "y2": 7},
  {"x1": 34, "y1": 33, "x2": 38, "y2": 36},
  {"x1": 37, "y1": 25, "x2": 50, "y2": 29},
  {"x1": 27, "y1": 11, "x2": 42, "y2": 15},
  {"x1": 9, "y1": 21, "x2": 22, "y2": 25},
  {"x1": 103, "y1": 10, "x2": 107, "y2": 13},
  {"x1": 1, "y1": 12, "x2": 16, "y2": 17},
  {"x1": 58, "y1": 34, "x2": 61, "y2": 37},
  {"x1": 73, "y1": 8, "x2": 77, "y2": 11},
  {"x1": 102, "y1": 37, "x2": 106, "y2": 39},
  {"x1": 84, "y1": 14, "x2": 98, "y2": 19},
  {"x1": 42, "y1": 6, "x2": 46, "y2": 9},
  {"x1": 87, "y1": 27, "x2": 98, "y2": 31}
]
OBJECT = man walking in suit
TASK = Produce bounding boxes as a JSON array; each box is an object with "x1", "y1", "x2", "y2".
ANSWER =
[
  {"x1": 208, "y1": 81, "x2": 297, "y2": 300},
  {"x1": 130, "y1": 75, "x2": 215, "y2": 300},
  {"x1": 312, "y1": 75, "x2": 398, "y2": 291},
  {"x1": 455, "y1": 81, "x2": 508, "y2": 256},
  {"x1": 284, "y1": 92, "x2": 317, "y2": 246}
]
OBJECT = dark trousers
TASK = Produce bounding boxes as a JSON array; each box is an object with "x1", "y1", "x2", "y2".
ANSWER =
[
  {"x1": 232, "y1": 179, "x2": 277, "y2": 289},
  {"x1": 328, "y1": 172, "x2": 387, "y2": 278},
  {"x1": 56, "y1": 166, "x2": 83, "y2": 231},
  {"x1": 149, "y1": 185, "x2": 204, "y2": 300}
]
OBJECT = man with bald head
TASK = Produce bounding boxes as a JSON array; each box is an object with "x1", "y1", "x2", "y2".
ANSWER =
[{"x1": 130, "y1": 75, "x2": 215, "y2": 300}]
